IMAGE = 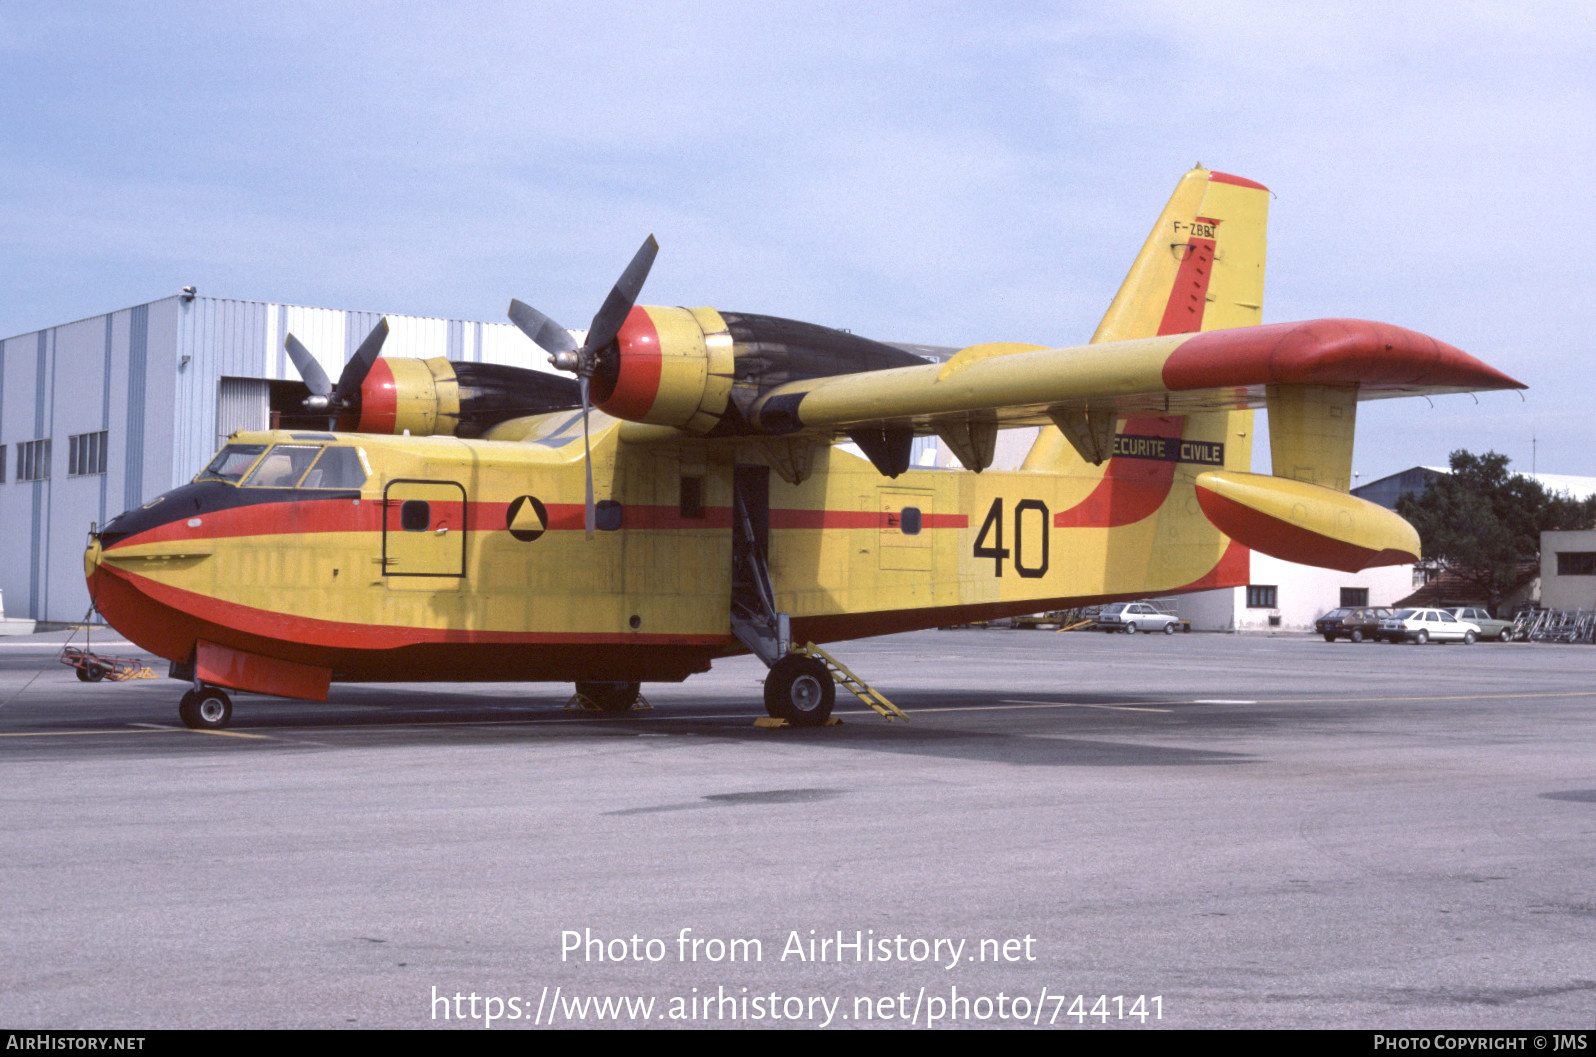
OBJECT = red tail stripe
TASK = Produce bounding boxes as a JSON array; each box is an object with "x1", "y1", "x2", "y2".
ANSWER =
[{"x1": 1208, "y1": 171, "x2": 1269, "y2": 191}]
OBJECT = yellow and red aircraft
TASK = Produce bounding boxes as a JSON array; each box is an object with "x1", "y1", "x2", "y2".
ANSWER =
[{"x1": 84, "y1": 168, "x2": 1523, "y2": 729}]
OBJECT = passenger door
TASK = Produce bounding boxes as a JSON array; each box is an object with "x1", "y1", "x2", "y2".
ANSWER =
[{"x1": 382, "y1": 479, "x2": 467, "y2": 584}]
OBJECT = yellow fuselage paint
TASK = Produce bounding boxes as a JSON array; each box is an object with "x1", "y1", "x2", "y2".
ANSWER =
[{"x1": 93, "y1": 406, "x2": 1253, "y2": 664}]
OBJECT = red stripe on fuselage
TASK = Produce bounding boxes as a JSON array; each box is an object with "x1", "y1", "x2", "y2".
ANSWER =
[{"x1": 105, "y1": 498, "x2": 978, "y2": 549}]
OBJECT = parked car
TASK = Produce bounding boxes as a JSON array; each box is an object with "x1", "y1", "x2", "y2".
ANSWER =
[
  {"x1": 1315, "y1": 606, "x2": 1395, "y2": 642},
  {"x1": 1094, "y1": 602, "x2": 1189, "y2": 634},
  {"x1": 1445, "y1": 607, "x2": 1516, "y2": 641},
  {"x1": 1376, "y1": 608, "x2": 1482, "y2": 644}
]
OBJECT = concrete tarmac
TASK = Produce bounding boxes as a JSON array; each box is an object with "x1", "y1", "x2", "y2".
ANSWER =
[{"x1": 2, "y1": 628, "x2": 1593, "y2": 1029}]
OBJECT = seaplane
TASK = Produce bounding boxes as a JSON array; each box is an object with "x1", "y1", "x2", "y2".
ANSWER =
[{"x1": 84, "y1": 167, "x2": 1523, "y2": 729}]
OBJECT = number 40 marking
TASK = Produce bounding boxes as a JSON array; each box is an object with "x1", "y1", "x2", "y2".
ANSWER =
[{"x1": 973, "y1": 498, "x2": 1050, "y2": 578}]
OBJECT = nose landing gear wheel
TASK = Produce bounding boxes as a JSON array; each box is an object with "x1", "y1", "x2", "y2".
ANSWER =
[
  {"x1": 179, "y1": 688, "x2": 233, "y2": 730},
  {"x1": 763, "y1": 655, "x2": 835, "y2": 727},
  {"x1": 575, "y1": 681, "x2": 641, "y2": 713}
]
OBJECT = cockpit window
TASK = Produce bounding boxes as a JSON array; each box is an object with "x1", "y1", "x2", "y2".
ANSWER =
[
  {"x1": 195, "y1": 444, "x2": 268, "y2": 484},
  {"x1": 299, "y1": 447, "x2": 368, "y2": 489},
  {"x1": 241, "y1": 445, "x2": 323, "y2": 488}
]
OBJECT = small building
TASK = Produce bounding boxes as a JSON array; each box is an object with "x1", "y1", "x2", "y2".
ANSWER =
[
  {"x1": 1176, "y1": 550, "x2": 1416, "y2": 633},
  {"x1": 1540, "y1": 530, "x2": 1596, "y2": 610}
]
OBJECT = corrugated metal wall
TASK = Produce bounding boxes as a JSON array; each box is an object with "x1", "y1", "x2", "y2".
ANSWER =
[{"x1": 215, "y1": 378, "x2": 270, "y2": 446}]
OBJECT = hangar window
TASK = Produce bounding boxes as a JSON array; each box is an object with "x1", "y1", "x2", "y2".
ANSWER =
[
  {"x1": 299, "y1": 447, "x2": 367, "y2": 489},
  {"x1": 68, "y1": 431, "x2": 108, "y2": 477},
  {"x1": 17, "y1": 439, "x2": 50, "y2": 482},
  {"x1": 242, "y1": 445, "x2": 322, "y2": 488},
  {"x1": 196, "y1": 443, "x2": 268, "y2": 484},
  {"x1": 1340, "y1": 587, "x2": 1369, "y2": 608},
  {"x1": 1557, "y1": 552, "x2": 1596, "y2": 576},
  {"x1": 0, "y1": 445, "x2": 6, "y2": 483},
  {"x1": 1246, "y1": 585, "x2": 1278, "y2": 609}
]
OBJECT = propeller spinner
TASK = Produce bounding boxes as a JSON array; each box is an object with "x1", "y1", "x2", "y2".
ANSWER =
[
  {"x1": 509, "y1": 236, "x2": 659, "y2": 538},
  {"x1": 283, "y1": 318, "x2": 390, "y2": 429}
]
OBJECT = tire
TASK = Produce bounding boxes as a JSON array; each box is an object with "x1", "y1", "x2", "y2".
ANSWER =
[
  {"x1": 1350, "y1": 630, "x2": 1364, "y2": 644},
  {"x1": 179, "y1": 688, "x2": 233, "y2": 730},
  {"x1": 1163, "y1": 622, "x2": 1175, "y2": 635},
  {"x1": 1323, "y1": 633, "x2": 1337, "y2": 643},
  {"x1": 763, "y1": 655, "x2": 835, "y2": 727},
  {"x1": 1500, "y1": 629, "x2": 1514, "y2": 642},
  {"x1": 1415, "y1": 630, "x2": 1428, "y2": 645},
  {"x1": 576, "y1": 681, "x2": 641, "y2": 713},
  {"x1": 1124, "y1": 622, "x2": 1137, "y2": 635},
  {"x1": 75, "y1": 666, "x2": 92, "y2": 682},
  {"x1": 1463, "y1": 631, "x2": 1477, "y2": 645}
]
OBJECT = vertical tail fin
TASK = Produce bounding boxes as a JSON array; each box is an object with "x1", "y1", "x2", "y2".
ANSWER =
[{"x1": 1023, "y1": 167, "x2": 1270, "y2": 470}]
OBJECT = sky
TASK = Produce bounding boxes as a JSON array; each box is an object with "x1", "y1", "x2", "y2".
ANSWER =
[{"x1": 1, "y1": 1, "x2": 1592, "y2": 481}]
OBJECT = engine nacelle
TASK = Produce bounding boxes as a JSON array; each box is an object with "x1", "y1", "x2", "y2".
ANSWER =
[
  {"x1": 593, "y1": 305, "x2": 930, "y2": 434},
  {"x1": 593, "y1": 306, "x2": 735, "y2": 433},
  {"x1": 348, "y1": 357, "x2": 580, "y2": 438}
]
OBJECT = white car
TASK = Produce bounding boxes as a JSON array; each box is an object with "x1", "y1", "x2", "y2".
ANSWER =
[
  {"x1": 1376, "y1": 607, "x2": 1482, "y2": 644},
  {"x1": 1094, "y1": 602, "x2": 1186, "y2": 635}
]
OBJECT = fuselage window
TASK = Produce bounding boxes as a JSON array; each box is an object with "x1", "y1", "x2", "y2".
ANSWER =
[
  {"x1": 900, "y1": 506, "x2": 922, "y2": 535},
  {"x1": 241, "y1": 445, "x2": 323, "y2": 488},
  {"x1": 300, "y1": 447, "x2": 368, "y2": 489},
  {"x1": 401, "y1": 500, "x2": 431, "y2": 532},
  {"x1": 195, "y1": 444, "x2": 267, "y2": 484}
]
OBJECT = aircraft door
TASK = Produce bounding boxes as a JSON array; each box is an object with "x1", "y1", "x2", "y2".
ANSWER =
[
  {"x1": 879, "y1": 488, "x2": 933, "y2": 571},
  {"x1": 383, "y1": 480, "x2": 467, "y2": 581}
]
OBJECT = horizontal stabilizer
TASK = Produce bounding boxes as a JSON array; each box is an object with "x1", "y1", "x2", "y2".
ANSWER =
[{"x1": 1194, "y1": 471, "x2": 1420, "y2": 572}]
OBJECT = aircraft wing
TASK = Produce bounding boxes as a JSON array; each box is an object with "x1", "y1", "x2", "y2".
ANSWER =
[{"x1": 750, "y1": 317, "x2": 1523, "y2": 439}]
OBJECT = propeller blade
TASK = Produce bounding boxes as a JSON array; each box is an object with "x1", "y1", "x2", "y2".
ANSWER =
[
  {"x1": 584, "y1": 235, "x2": 658, "y2": 355},
  {"x1": 508, "y1": 299, "x2": 578, "y2": 356},
  {"x1": 329, "y1": 318, "x2": 390, "y2": 409},
  {"x1": 580, "y1": 375, "x2": 595, "y2": 540},
  {"x1": 284, "y1": 334, "x2": 333, "y2": 397}
]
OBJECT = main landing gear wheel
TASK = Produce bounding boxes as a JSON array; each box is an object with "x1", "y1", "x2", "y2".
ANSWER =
[
  {"x1": 576, "y1": 681, "x2": 641, "y2": 713},
  {"x1": 763, "y1": 655, "x2": 835, "y2": 727},
  {"x1": 179, "y1": 687, "x2": 233, "y2": 730}
]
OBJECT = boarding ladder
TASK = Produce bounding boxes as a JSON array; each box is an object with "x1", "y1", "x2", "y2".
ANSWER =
[{"x1": 790, "y1": 641, "x2": 909, "y2": 722}]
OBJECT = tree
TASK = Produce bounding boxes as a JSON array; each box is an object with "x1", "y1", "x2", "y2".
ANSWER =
[{"x1": 1395, "y1": 450, "x2": 1596, "y2": 611}]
